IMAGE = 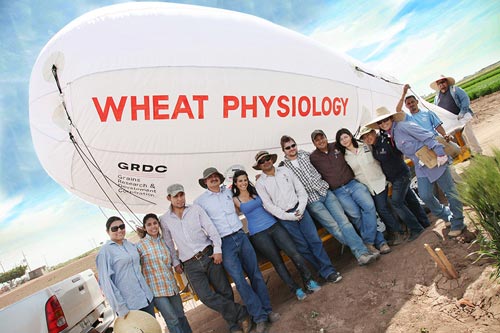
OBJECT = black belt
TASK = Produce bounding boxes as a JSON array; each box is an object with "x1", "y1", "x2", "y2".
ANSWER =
[
  {"x1": 222, "y1": 228, "x2": 243, "y2": 239},
  {"x1": 183, "y1": 245, "x2": 213, "y2": 264},
  {"x1": 286, "y1": 202, "x2": 299, "y2": 213}
]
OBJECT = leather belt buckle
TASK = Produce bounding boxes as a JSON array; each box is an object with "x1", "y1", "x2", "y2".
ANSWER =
[{"x1": 193, "y1": 252, "x2": 204, "y2": 260}]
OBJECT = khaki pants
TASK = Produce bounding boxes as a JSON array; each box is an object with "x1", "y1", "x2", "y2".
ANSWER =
[{"x1": 462, "y1": 122, "x2": 483, "y2": 154}]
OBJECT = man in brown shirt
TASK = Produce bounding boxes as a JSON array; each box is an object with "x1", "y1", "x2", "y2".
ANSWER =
[{"x1": 309, "y1": 130, "x2": 390, "y2": 255}]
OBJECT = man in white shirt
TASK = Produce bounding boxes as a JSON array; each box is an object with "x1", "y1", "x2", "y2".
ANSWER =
[{"x1": 254, "y1": 151, "x2": 342, "y2": 283}]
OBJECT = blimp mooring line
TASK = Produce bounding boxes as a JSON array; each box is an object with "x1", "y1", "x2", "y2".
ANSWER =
[{"x1": 51, "y1": 64, "x2": 153, "y2": 229}]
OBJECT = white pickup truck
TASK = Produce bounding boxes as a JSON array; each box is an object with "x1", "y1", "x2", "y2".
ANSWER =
[{"x1": 0, "y1": 269, "x2": 115, "y2": 333}]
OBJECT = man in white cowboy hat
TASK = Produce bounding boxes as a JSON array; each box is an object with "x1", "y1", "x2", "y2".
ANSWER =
[
  {"x1": 195, "y1": 167, "x2": 279, "y2": 333},
  {"x1": 254, "y1": 150, "x2": 343, "y2": 283},
  {"x1": 430, "y1": 75, "x2": 482, "y2": 154},
  {"x1": 159, "y1": 183, "x2": 252, "y2": 333},
  {"x1": 278, "y1": 135, "x2": 378, "y2": 266},
  {"x1": 365, "y1": 107, "x2": 465, "y2": 237}
]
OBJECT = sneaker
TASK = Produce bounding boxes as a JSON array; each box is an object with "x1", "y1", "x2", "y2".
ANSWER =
[
  {"x1": 326, "y1": 272, "x2": 342, "y2": 283},
  {"x1": 365, "y1": 243, "x2": 380, "y2": 255},
  {"x1": 254, "y1": 321, "x2": 267, "y2": 333},
  {"x1": 306, "y1": 280, "x2": 321, "y2": 292},
  {"x1": 379, "y1": 243, "x2": 392, "y2": 254},
  {"x1": 449, "y1": 229, "x2": 463, "y2": 237},
  {"x1": 267, "y1": 311, "x2": 280, "y2": 323},
  {"x1": 295, "y1": 288, "x2": 307, "y2": 301},
  {"x1": 357, "y1": 253, "x2": 377, "y2": 266}
]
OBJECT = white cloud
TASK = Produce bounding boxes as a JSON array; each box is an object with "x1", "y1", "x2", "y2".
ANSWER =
[{"x1": 0, "y1": 195, "x2": 24, "y2": 221}]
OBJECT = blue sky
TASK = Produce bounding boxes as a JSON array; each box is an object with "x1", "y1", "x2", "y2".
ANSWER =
[{"x1": 0, "y1": 0, "x2": 499, "y2": 271}]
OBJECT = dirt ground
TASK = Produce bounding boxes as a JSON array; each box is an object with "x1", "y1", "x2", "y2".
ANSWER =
[{"x1": 1, "y1": 91, "x2": 499, "y2": 332}]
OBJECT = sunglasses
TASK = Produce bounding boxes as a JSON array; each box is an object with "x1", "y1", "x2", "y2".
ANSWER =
[
  {"x1": 437, "y1": 80, "x2": 447, "y2": 85},
  {"x1": 376, "y1": 117, "x2": 391, "y2": 125},
  {"x1": 258, "y1": 156, "x2": 272, "y2": 165},
  {"x1": 110, "y1": 224, "x2": 125, "y2": 232},
  {"x1": 284, "y1": 143, "x2": 297, "y2": 150}
]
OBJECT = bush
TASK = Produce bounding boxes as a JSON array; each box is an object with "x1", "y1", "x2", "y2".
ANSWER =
[
  {"x1": 0, "y1": 265, "x2": 28, "y2": 284},
  {"x1": 458, "y1": 149, "x2": 500, "y2": 281}
]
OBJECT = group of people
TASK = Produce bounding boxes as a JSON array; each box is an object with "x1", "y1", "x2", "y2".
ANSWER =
[{"x1": 95, "y1": 75, "x2": 475, "y2": 333}]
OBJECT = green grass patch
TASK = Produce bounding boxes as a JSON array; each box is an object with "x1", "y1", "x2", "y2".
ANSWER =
[{"x1": 458, "y1": 149, "x2": 500, "y2": 281}]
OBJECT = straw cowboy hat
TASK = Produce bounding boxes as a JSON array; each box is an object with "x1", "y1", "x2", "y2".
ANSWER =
[
  {"x1": 430, "y1": 75, "x2": 456, "y2": 91},
  {"x1": 198, "y1": 167, "x2": 225, "y2": 188},
  {"x1": 113, "y1": 310, "x2": 161, "y2": 333},
  {"x1": 365, "y1": 107, "x2": 405, "y2": 129},
  {"x1": 357, "y1": 126, "x2": 375, "y2": 139},
  {"x1": 252, "y1": 150, "x2": 277, "y2": 170}
]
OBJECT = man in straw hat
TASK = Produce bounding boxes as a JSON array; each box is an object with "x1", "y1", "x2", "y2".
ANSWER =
[
  {"x1": 195, "y1": 167, "x2": 279, "y2": 333},
  {"x1": 358, "y1": 126, "x2": 430, "y2": 240},
  {"x1": 310, "y1": 130, "x2": 391, "y2": 255},
  {"x1": 430, "y1": 75, "x2": 482, "y2": 154},
  {"x1": 365, "y1": 107, "x2": 465, "y2": 237},
  {"x1": 278, "y1": 135, "x2": 378, "y2": 265},
  {"x1": 159, "y1": 183, "x2": 251, "y2": 333},
  {"x1": 254, "y1": 150, "x2": 343, "y2": 283}
]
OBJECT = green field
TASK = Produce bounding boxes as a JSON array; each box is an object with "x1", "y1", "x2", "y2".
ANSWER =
[{"x1": 426, "y1": 61, "x2": 500, "y2": 102}]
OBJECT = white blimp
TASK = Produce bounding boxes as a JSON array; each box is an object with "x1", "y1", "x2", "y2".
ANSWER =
[{"x1": 29, "y1": 2, "x2": 460, "y2": 214}]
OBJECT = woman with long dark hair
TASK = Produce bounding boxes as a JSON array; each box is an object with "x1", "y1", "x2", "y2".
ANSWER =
[
  {"x1": 137, "y1": 213, "x2": 192, "y2": 333},
  {"x1": 335, "y1": 128, "x2": 393, "y2": 254},
  {"x1": 231, "y1": 170, "x2": 320, "y2": 301}
]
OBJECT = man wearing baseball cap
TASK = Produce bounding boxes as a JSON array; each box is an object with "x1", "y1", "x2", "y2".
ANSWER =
[
  {"x1": 195, "y1": 167, "x2": 279, "y2": 333},
  {"x1": 159, "y1": 183, "x2": 251, "y2": 333},
  {"x1": 431, "y1": 75, "x2": 482, "y2": 154}
]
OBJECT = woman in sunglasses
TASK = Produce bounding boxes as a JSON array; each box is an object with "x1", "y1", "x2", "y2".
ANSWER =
[
  {"x1": 96, "y1": 216, "x2": 155, "y2": 319},
  {"x1": 231, "y1": 169, "x2": 321, "y2": 301},
  {"x1": 136, "y1": 213, "x2": 192, "y2": 333}
]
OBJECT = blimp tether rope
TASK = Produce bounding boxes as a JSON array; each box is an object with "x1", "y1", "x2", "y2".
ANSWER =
[
  {"x1": 69, "y1": 133, "x2": 137, "y2": 231},
  {"x1": 354, "y1": 66, "x2": 403, "y2": 85},
  {"x1": 51, "y1": 65, "x2": 149, "y2": 227}
]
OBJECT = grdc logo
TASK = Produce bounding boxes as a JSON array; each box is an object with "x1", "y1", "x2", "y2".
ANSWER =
[{"x1": 118, "y1": 162, "x2": 167, "y2": 173}]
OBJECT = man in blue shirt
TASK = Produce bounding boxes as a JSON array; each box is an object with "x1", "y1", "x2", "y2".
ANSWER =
[
  {"x1": 396, "y1": 84, "x2": 448, "y2": 138},
  {"x1": 430, "y1": 75, "x2": 482, "y2": 154},
  {"x1": 195, "y1": 167, "x2": 279, "y2": 333}
]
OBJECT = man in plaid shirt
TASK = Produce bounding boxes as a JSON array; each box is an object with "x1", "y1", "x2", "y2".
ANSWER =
[{"x1": 279, "y1": 135, "x2": 377, "y2": 266}]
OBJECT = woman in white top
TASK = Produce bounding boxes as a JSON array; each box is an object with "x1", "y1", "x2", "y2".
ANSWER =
[{"x1": 336, "y1": 128, "x2": 402, "y2": 251}]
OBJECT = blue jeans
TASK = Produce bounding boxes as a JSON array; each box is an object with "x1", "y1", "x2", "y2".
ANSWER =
[
  {"x1": 307, "y1": 190, "x2": 370, "y2": 259},
  {"x1": 222, "y1": 230, "x2": 272, "y2": 323},
  {"x1": 333, "y1": 180, "x2": 386, "y2": 247},
  {"x1": 153, "y1": 295, "x2": 192, "y2": 333},
  {"x1": 390, "y1": 175, "x2": 427, "y2": 234},
  {"x1": 417, "y1": 167, "x2": 464, "y2": 231},
  {"x1": 278, "y1": 209, "x2": 336, "y2": 280},
  {"x1": 139, "y1": 301, "x2": 155, "y2": 317},
  {"x1": 183, "y1": 248, "x2": 247, "y2": 330},
  {"x1": 405, "y1": 188, "x2": 431, "y2": 228},
  {"x1": 372, "y1": 188, "x2": 404, "y2": 234},
  {"x1": 250, "y1": 222, "x2": 312, "y2": 292}
]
